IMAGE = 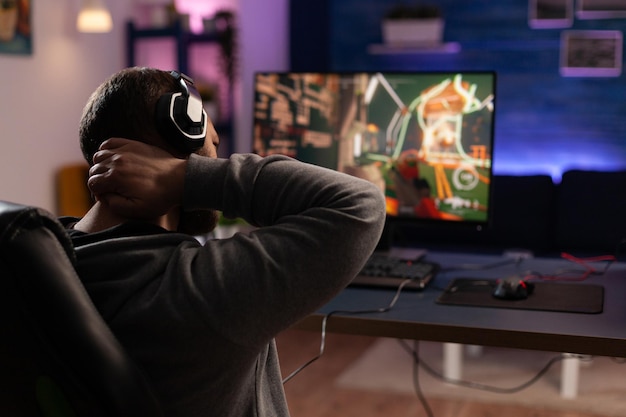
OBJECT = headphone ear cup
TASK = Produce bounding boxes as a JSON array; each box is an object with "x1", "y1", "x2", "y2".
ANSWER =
[{"x1": 155, "y1": 72, "x2": 207, "y2": 152}]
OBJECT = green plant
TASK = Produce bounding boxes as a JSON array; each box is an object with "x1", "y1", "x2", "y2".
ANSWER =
[
  {"x1": 214, "y1": 10, "x2": 237, "y2": 83},
  {"x1": 217, "y1": 212, "x2": 248, "y2": 227},
  {"x1": 385, "y1": 3, "x2": 442, "y2": 19}
]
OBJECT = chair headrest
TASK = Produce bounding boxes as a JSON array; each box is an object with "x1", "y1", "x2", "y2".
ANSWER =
[{"x1": 0, "y1": 201, "x2": 76, "y2": 264}]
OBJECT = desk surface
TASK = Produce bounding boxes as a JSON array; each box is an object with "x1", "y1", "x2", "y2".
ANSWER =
[{"x1": 295, "y1": 252, "x2": 626, "y2": 358}]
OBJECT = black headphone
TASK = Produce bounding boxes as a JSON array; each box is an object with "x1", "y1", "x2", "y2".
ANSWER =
[{"x1": 155, "y1": 70, "x2": 208, "y2": 152}]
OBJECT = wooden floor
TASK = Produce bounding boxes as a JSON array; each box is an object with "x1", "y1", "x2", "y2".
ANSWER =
[{"x1": 276, "y1": 328, "x2": 608, "y2": 417}]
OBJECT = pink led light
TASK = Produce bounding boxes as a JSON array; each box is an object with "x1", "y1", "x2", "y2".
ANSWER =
[{"x1": 175, "y1": 0, "x2": 236, "y2": 33}]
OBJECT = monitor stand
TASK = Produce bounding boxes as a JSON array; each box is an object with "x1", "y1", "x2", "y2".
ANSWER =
[{"x1": 375, "y1": 223, "x2": 427, "y2": 260}]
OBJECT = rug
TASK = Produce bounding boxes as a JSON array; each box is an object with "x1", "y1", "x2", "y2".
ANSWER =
[{"x1": 335, "y1": 338, "x2": 626, "y2": 416}]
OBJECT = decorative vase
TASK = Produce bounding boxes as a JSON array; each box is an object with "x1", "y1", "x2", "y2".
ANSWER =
[{"x1": 382, "y1": 18, "x2": 444, "y2": 46}]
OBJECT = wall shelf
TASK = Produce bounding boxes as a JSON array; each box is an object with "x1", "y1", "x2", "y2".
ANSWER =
[
  {"x1": 368, "y1": 42, "x2": 461, "y2": 55},
  {"x1": 125, "y1": 21, "x2": 227, "y2": 73}
]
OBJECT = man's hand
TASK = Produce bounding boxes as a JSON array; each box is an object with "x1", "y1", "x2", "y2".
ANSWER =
[{"x1": 88, "y1": 138, "x2": 187, "y2": 219}]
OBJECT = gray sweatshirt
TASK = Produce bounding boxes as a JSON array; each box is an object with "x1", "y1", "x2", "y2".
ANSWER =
[{"x1": 62, "y1": 153, "x2": 386, "y2": 417}]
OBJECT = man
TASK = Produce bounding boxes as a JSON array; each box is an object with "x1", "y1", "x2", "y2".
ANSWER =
[{"x1": 60, "y1": 67, "x2": 386, "y2": 417}]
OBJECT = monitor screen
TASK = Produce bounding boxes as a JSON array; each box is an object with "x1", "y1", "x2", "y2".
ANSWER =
[{"x1": 252, "y1": 71, "x2": 496, "y2": 234}]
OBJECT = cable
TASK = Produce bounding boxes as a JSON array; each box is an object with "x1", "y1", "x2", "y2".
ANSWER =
[
  {"x1": 410, "y1": 340, "x2": 435, "y2": 417},
  {"x1": 523, "y1": 252, "x2": 616, "y2": 282},
  {"x1": 397, "y1": 339, "x2": 571, "y2": 394},
  {"x1": 282, "y1": 277, "x2": 414, "y2": 384}
]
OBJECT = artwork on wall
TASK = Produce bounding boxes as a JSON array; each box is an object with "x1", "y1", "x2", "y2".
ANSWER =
[
  {"x1": 0, "y1": 0, "x2": 31, "y2": 55},
  {"x1": 577, "y1": 0, "x2": 626, "y2": 19},
  {"x1": 560, "y1": 30, "x2": 623, "y2": 76},
  {"x1": 529, "y1": 0, "x2": 573, "y2": 29}
]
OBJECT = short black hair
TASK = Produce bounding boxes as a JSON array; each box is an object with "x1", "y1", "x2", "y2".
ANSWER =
[{"x1": 78, "y1": 67, "x2": 179, "y2": 165}]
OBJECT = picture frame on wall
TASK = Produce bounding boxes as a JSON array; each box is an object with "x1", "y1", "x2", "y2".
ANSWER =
[
  {"x1": 0, "y1": 0, "x2": 32, "y2": 55},
  {"x1": 577, "y1": 0, "x2": 626, "y2": 19},
  {"x1": 560, "y1": 30, "x2": 623, "y2": 77},
  {"x1": 529, "y1": 0, "x2": 573, "y2": 29}
]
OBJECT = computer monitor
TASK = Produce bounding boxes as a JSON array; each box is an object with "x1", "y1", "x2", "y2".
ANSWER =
[{"x1": 252, "y1": 71, "x2": 496, "y2": 246}]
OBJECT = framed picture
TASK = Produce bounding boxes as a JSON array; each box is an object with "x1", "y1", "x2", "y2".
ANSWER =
[
  {"x1": 529, "y1": 0, "x2": 573, "y2": 29},
  {"x1": 577, "y1": 0, "x2": 626, "y2": 19},
  {"x1": 560, "y1": 30, "x2": 623, "y2": 77},
  {"x1": 0, "y1": 0, "x2": 32, "y2": 55}
]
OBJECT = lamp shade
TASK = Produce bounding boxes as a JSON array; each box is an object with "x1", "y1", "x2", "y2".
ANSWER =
[{"x1": 77, "y1": 0, "x2": 113, "y2": 33}]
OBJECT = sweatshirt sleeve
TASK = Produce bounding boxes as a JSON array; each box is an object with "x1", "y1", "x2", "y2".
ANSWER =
[{"x1": 179, "y1": 153, "x2": 386, "y2": 347}]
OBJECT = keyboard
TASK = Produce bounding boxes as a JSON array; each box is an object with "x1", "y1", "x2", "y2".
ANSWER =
[{"x1": 350, "y1": 253, "x2": 439, "y2": 291}]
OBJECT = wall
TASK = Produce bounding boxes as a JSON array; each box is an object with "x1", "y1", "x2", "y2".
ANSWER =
[
  {"x1": 291, "y1": 0, "x2": 626, "y2": 181},
  {"x1": 0, "y1": 0, "x2": 289, "y2": 214},
  {"x1": 0, "y1": 0, "x2": 132, "y2": 213},
  {"x1": 237, "y1": 0, "x2": 289, "y2": 154}
]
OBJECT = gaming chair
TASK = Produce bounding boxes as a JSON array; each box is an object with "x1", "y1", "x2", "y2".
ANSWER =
[{"x1": 0, "y1": 200, "x2": 163, "y2": 416}]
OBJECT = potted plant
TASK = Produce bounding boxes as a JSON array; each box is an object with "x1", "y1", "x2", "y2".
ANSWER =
[
  {"x1": 382, "y1": 3, "x2": 444, "y2": 46},
  {"x1": 203, "y1": 10, "x2": 237, "y2": 83}
]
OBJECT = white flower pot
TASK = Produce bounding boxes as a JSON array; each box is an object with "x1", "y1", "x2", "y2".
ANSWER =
[{"x1": 382, "y1": 18, "x2": 444, "y2": 46}]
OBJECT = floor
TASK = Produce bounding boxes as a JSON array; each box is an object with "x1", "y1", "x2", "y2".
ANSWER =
[{"x1": 276, "y1": 328, "x2": 609, "y2": 417}]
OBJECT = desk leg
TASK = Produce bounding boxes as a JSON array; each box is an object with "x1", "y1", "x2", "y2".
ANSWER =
[
  {"x1": 466, "y1": 344, "x2": 483, "y2": 357},
  {"x1": 443, "y1": 342, "x2": 463, "y2": 381},
  {"x1": 560, "y1": 354, "x2": 579, "y2": 399}
]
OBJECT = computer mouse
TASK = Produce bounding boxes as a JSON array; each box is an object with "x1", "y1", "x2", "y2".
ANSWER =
[{"x1": 492, "y1": 277, "x2": 535, "y2": 300}]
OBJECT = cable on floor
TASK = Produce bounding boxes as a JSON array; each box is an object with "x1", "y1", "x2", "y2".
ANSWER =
[
  {"x1": 282, "y1": 277, "x2": 414, "y2": 384},
  {"x1": 398, "y1": 339, "x2": 573, "y2": 394}
]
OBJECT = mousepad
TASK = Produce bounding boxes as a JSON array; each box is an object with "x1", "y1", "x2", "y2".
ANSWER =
[{"x1": 436, "y1": 278, "x2": 604, "y2": 314}]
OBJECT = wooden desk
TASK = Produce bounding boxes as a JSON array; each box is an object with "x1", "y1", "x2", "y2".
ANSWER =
[{"x1": 296, "y1": 252, "x2": 626, "y2": 358}]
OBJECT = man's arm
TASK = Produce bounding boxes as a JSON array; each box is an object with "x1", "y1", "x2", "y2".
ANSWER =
[
  {"x1": 87, "y1": 138, "x2": 387, "y2": 346},
  {"x1": 183, "y1": 152, "x2": 386, "y2": 346}
]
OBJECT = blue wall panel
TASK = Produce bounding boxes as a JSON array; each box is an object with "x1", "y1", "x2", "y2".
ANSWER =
[{"x1": 319, "y1": 0, "x2": 626, "y2": 180}]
